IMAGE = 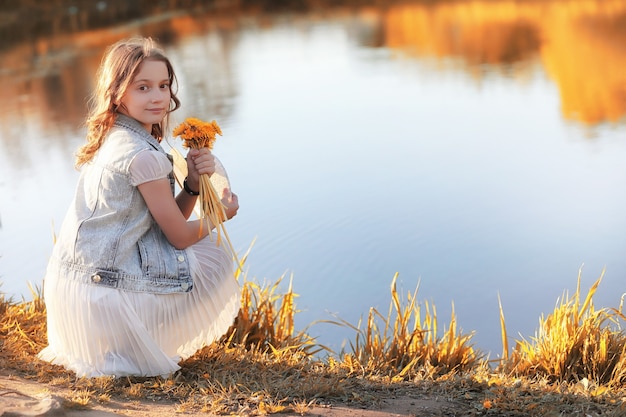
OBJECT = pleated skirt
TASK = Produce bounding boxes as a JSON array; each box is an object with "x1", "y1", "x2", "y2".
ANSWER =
[{"x1": 37, "y1": 235, "x2": 240, "y2": 378}]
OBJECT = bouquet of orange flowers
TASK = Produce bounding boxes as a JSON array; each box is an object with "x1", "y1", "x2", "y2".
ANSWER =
[{"x1": 173, "y1": 117, "x2": 233, "y2": 252}]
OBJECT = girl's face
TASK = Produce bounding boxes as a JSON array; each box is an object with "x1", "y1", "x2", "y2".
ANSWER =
[{"x1": 118, "y1": 59, "x2": 171, "y2": 131}]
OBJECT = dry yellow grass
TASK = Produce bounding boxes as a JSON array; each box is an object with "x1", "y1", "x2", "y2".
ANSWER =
[
  {"x1": 333, "y1": 273, "x2": 480, "y2": 381},
  {"x1": 502, "y1": 267, "x2": 626, "y2": 389},
  {"x1": 3, "y1": 268, "x2": 626, "y2": 415}
]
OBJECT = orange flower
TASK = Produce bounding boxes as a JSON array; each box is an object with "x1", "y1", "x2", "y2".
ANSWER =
[{"x1": 173, "y1": 117, "x2": 222, "y2": 150}]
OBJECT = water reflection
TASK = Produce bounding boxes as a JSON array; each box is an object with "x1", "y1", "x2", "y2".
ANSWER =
[
  {"x1": 1, "y1": 0, "x2": 625, "y2": 147},
  {"x1": 384, "y1": 0, "x2": 626, "y2": 125}
]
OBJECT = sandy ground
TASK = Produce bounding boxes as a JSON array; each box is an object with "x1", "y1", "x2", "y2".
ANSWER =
[{"x1": 0, "y1": 374, "x2": 464, "y2": 417}]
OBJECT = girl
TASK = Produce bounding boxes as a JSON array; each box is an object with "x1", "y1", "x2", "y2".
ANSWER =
[{"x1": 37, "y1": 37, "x2": 240, "y2": 377}]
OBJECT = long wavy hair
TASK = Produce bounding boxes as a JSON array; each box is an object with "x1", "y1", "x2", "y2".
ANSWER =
[{"x1": 75, "y1": 37, "x2": 181, "y2": 167}]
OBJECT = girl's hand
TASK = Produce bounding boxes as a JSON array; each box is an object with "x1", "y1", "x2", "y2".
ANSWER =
[
  {"x1": 221, "y1": 188, "x2": 239, "y2": 220},
  {"x1": 186, "y1": 148, "x2": 215, "y2": 188}
]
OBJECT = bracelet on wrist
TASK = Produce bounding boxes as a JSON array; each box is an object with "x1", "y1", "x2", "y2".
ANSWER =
[{"x1": 183, "y1": 177, "x2": 200, "y2": 196}]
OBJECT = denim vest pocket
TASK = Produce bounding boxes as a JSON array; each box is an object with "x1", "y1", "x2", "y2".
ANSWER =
[{"x1": 136, "y1": 227, "x2": 193, "y2": 293}]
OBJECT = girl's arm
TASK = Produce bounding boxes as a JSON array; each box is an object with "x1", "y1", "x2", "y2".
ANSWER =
[
  {"x1": 138, "y1": 179, "x2": 239, "y2": 249},
  {"x1": 137, "y1": 147, "x2": 238, "y2": 249},
  {"x1": 140, "y1": 179, "x2": 209, "y2": 249}
]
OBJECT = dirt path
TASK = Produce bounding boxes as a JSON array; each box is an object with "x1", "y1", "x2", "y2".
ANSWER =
[{"x1": 1, "y1": 375, "x2": 464, "y2": 417}]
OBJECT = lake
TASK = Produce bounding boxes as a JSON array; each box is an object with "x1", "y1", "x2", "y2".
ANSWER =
[{"x1": 1, "y1": 0, "x2": 625, "y2": 357}]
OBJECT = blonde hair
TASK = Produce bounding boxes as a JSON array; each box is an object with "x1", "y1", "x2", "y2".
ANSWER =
[{"x1": 76, "y1": 37, "x2": 181, "y2": 167}]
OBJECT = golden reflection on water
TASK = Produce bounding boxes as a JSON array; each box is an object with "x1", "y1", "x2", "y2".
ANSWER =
[
  {"x1": 384, "y1": 0, "x2": 626, "y2": 125},
  {"x1": 1, "y1": 0, "x2": 625, "y2": 131}
]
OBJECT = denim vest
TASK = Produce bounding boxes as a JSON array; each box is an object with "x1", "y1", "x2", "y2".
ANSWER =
[{"x1": 49, "y1": 114, "x2": 193, "y2": 293}]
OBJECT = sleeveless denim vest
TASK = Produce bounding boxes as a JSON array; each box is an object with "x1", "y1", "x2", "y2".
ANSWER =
[{"x1": 49, "y1": 114, "x2": 193, "y2": 293}]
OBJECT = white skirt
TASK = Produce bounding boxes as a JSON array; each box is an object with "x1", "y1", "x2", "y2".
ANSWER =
[{"x1": 37, "y1": 234, "x2": 240, "y2": 378}]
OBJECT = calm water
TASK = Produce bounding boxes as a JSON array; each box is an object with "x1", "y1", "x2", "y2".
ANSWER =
[{"x1": 1, "y1": 1, "x2": 625, "y2": 356}]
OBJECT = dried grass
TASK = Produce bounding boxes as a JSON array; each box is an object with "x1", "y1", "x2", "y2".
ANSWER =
[
  {"x1": 2, "y1": 268, "x2": 626, "y2": 415},
  {"x1": 332, "y1": 273, "x2": 481, "y2": 381},
  {"x1": 501, "y1": 267, "x2": 626, "y2": 389}
]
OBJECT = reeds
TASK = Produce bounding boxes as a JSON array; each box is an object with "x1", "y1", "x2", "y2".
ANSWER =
[
  {"x1": 223, "y1": 273, "x2": 320, "y2": 357},
  {"x1": 0, "y1": 284, "x2": 47, "y2": 372},
  {"x1": 334, "y1": 273, "x2": 480, "y2": 380},
  {"x1": 502, "y1": 267, "x2": 626, "y2": 388},
  {"x1": 3, "y1": 267, "x2": 626, "y2": 414}
]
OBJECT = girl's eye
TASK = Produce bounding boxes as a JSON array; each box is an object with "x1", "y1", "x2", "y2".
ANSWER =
[
  {"x1": 138, "y1": 85, "x2": 148, "y2": 91},
  {"x1": 160, "y1": 83, "x2": 170, "y2": 89}
]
